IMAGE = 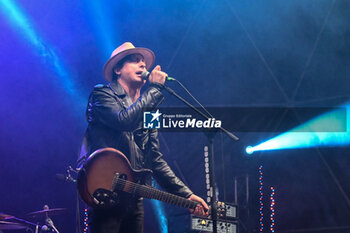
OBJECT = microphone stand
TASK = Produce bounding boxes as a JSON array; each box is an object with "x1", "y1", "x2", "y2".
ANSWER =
[
  {"x1": 164, "y1": 85, "x2": 238, "y2": 233},
  {"x1": 164, "y1": 86, "x2": 238, "y2": 141}
]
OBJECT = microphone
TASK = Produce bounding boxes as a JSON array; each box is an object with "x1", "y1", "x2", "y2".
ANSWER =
[
  {"x1": 55, "y1": 173, "x2": 67, "y2": 181},
  {"x1": 55, "y1": 173, "x2": 76, "y2": 183},
  {"x1": 55, "y1": 166, "x2": 78, "y2": 183},
  {"x1": 141, "y1": 71, "x2": 175, "y2": 82}
]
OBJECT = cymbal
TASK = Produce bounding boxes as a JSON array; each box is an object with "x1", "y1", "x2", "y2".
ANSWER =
[
  {"x1": 0, "y1": 213, "x2": 14, "y2": 220},
  {"x1": 0, "y1": 221, "x2": 26, "y2": 230},
  {"x1": 26, "y1": 208, "x2": 66, "y2": 218}
]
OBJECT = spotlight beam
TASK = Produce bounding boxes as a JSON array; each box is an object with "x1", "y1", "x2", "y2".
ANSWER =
[
  {"x1": 246, "y1": 107, "x2": 349, "y2": 154},
  {"x1": 85, "y1": 0, "x2": 116, "y2": 58},
  {"x1": 151, "y1": 199, "x2": 168, "y2": 233},
  {"x1": 0, "y1": 0, "x2": 86, "y2": 114}
]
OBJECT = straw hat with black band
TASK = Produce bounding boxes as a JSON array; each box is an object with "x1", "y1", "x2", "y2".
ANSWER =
[{"x1": 103, "y1": 42, "x2": 155, "y2": 82}]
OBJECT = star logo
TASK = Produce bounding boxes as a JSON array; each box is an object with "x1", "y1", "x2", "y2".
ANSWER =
[
  {"x1": 150, "y1": 109, "x2": 162, "y2": 123},
  {"x1": 143, "y1": 110, "x2": 162, "y2": 129}
]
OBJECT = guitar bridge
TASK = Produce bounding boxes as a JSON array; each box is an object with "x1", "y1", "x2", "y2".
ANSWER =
[
  {"x1": 91, "y1": 172, "x2": 122, "y2": 209},
  {"x1": 92, "y1": 189, "x2": 119, "y2": 209}
]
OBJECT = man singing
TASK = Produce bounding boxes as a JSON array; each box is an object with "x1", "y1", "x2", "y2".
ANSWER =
[{"x1": 77, "y1": 42, "x2": 208, "y2": 233}]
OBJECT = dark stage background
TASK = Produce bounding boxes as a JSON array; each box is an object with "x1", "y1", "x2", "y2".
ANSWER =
[{"x1": 1, "y1": 0, "x2": 350, "y2": 232}]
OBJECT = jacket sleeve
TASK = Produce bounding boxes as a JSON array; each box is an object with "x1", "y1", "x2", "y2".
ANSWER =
[
  {"x1": 87, "y1": 84, "x2": 164, "y2": 131},
  {"x1": 148, "y1": 129, "x2": 193, "y2": 198}
]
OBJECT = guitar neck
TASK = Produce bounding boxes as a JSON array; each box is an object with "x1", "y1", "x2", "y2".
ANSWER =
[{"x1": 118, "y1": 179, "x2": 198, "y2": 209}]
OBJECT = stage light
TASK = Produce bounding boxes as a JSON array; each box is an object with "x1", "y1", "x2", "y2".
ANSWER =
[
  {"x1": 259, "y1": 165, "x2": 264, "y2": 232},
  {"x1": 151, "y1": 199, "x2": 168, "y2": 233},
  {"x1": 270, "y1": 187, "x2": 275, "y2": 233},
  {"x1": 246, "y1": 146, "x2": 254, "y2": 154},
  {"x1": 0, "y1": 0, "x2": 85, "y2": 110},
  {"x1": 84, "y1": 208, "x2": 88, "y2": 232},
  {"x1": 246, "y1": 106, "x2": 349, "y2": 154},
  {"x1": 0, "y1": 0, "x2": 42, "y2": 48},
  {"x1": 85, "y1": 0, "x2": 116, "y2": 59},
  {"x1": 151, "y1": 182, "x2": 168, "y2": 233}
]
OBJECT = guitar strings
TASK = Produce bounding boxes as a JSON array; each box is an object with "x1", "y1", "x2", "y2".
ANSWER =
[
  {"x1": 116, "y1": 178, "x2": 195, "y2": 207},
  {"x1": 115, "y1": 178, "x2": 197, "y2": 209}
]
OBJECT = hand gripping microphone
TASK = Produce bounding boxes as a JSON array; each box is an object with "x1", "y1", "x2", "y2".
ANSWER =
[{"x1": 141, "y1": 71, "x2": 175, "y2": 82}]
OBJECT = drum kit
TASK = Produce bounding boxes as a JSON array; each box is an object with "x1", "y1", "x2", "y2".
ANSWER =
[{"x1": 0, "y1": 206, "x2": 66, "y2": 233}]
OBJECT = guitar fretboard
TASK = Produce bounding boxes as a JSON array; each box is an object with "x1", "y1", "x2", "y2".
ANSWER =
[{"x1": 115, "y1": 178, "x2": 198, "y2": 209}]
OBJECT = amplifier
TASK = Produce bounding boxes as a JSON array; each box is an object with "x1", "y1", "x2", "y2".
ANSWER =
[
  {"x1": 191, "y1": 216, "x2": 238, "y2": 233},
  {"x1": 217, "y1": 202, "x2": 238, "y2": 219}
]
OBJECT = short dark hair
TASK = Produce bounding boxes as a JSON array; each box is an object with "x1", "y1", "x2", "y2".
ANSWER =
[{"x1": 112, "y1": 53, "x2": 145, "y2": 80}]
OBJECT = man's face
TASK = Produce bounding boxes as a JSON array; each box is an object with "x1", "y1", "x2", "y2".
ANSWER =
[{"x1": 115, "y1": 54, "x2": 147, "y2": 87}]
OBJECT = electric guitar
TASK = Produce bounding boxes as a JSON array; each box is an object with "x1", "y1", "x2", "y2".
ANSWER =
[{"x1": 77, "y1": 148, "x2": 200, "y2": 210}]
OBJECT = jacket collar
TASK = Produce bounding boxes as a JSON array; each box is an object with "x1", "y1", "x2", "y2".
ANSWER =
[
  {"x1": 108, "y1": 80, "x2": 134, "y2": 108},
  {"x1": 108, "y1": 80, "x2": 126, "y2": 97}
]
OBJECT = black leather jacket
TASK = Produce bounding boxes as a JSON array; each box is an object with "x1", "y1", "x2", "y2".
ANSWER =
[{"x1": 77, "y1": 80, "x2": 193, "y2": 198}]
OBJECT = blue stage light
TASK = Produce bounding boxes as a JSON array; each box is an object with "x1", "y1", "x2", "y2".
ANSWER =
[
  {"x1": 246, "y1": 146, "x2": 254, "y2": 154},
  {"x1": 150, "y1": 181, "x2": 168, "y2": 233},
  {"x1": 151, "y1": 199, "x2": 168, "y2": 233},
  {"x1": 85, "y1": 0, "x2": 116, "y2": 59},
  {"x1": 0, "y1": 0, "x2": 85, "y2": 109},
  {"x1": 0, "y1": 0, "x2": 43, "y2": 48},
  {"x1": 246, "y1": 106, "x2": 349, "y2": 154}
]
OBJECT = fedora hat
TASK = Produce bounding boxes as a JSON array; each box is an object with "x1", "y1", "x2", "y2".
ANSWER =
[{"x1": 103, "y1": 42, "x2": 155, "y2": 82}]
